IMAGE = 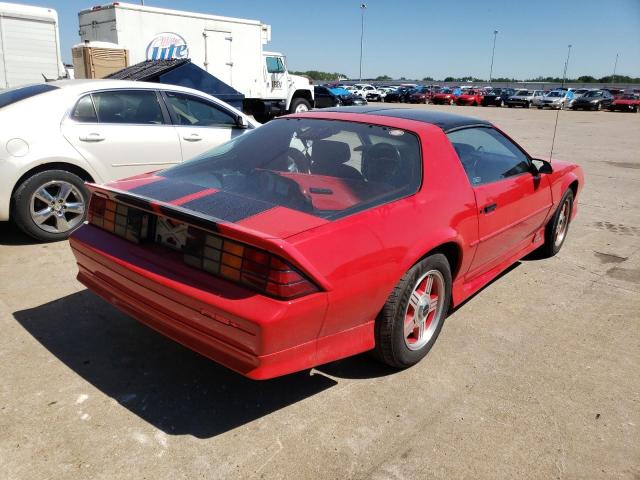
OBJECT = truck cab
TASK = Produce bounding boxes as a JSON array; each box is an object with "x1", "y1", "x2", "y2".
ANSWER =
[{"x1": 253, "y1": 51, "x2": 313, "y2": 122}]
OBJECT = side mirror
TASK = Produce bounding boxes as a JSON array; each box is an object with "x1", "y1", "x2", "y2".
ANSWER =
[
  {"x1": 236, "y1": 115, "x2": 249, "y2": 129},
  {"x1": 532, "y1": 159, "x2": 553, "y2": 175}
]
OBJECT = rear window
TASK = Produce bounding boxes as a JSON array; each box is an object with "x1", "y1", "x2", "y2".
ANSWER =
[
  {"x1": 160, "y1": 118, "x2": 422, "y2": 219},
  {"x1": 0, "y1": 83, "x2": 58, "y2": 109}
]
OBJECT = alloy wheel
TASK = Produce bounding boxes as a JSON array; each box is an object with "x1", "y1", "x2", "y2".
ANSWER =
[
  {"x1": 403, "y1": 270, "x2": 446, "y2": 351},
  {"x1": 29, "y1": 180, "x2": 85, "y2": 234},
  {"x1": 554, "y1": 198, "x2": 571, "y2": 248}
]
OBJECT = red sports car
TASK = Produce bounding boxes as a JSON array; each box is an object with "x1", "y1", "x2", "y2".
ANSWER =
[
  {"x1": 608, "y1": 93, "x2": 640, "y2": 112},
  {"x1": 457, "y1": 89, "x2": 484, "y2": 106},
  {"x1": 70, "y1": 108, "x2": 584, "y2": 380},
  {"x1": 431, "y1": 89, "x2": 458, "y2": 105}
]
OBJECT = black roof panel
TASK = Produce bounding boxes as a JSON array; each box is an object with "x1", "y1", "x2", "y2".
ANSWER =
[
  {"x1": 314, "y1": 106, "x2": 491, "y2": 132},
  {"x1": 105, "y1": 59, "x2": 189, "y2": 80}
]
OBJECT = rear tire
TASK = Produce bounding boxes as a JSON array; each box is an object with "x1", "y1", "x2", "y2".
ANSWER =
[
  {"x1": 374, "y1": 254, "x2": 452, "y2": 369},
  {"x1": 11, "y1": 169, "x2": 89, "y2": 242},
  {"x1": 539, "y1": 189, "x2": 574, "y2": 258},
  {"x1": 254, "y1": 113, "x2": 272, "y2": 123}
]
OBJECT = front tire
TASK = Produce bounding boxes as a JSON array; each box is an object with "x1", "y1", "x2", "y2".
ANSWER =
[
  {"x1": 289, "y1": 98, "x2": 311, "y2": 114},
  {"x1": 374, "y1": 254, "x2": 452, "y2": 369},
  {"x1": 539, "y1": 189, "x2": 574, "y2": 258},
  {"x1": 11, "y1": 169, "x2": 89, "y2": 242}
]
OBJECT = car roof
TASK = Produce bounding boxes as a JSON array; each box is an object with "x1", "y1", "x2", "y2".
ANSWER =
[
  {"x1": 310, "y1": 107, "x2": 491, "y2": 132},
  {"x1": 48, "y1": 79, "x2": 209, "y2": 97}
]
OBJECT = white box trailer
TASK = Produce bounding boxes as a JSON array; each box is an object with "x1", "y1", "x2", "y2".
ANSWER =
[
  {"x1": 78, "y1": 2, "x2": 313, "y2": 120},
  {"x1": 0, "y1": 2, "x2": 65, "y2": 89}
]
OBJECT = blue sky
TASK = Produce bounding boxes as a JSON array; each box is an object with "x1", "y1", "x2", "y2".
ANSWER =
[{"x1": 29, "y1": 0, "x2": 640, "y2": 79}]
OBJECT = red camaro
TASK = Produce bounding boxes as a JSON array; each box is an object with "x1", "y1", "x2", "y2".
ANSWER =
[
  {"x1": 457, "y1": 89, "x2": 484, "y2": 106},
  {"x1": 431, "y1": 89, "x2": 458, "y2": 105},
  {"x1": 69, "y1": 108, "x2": 584, "y2": 379},
  {"x1": 608, "y1": 93, "x2": 640, "y2": 112}
]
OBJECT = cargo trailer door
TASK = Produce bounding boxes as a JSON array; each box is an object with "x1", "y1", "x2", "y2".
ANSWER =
[
  {"x1": 203, "y1": 30, "x2": 232, "y2": 86},
  {"x1": 0, "y1": 16, "x2": 60, "y2": 87}
]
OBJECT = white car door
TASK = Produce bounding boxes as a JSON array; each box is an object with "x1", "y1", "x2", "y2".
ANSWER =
[
  {"x1": 161, "y1": 91, "x2": 245, "y2": 162},
  {"x1": 61, "y1": 89, "x2": 182, "y2": 181}
]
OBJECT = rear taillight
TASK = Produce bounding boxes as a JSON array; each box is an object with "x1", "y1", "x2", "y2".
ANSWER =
[
  {"x1": 87, "y1": 195, "x2": 318, "y2": 299},
  {"x1": 88, "y1": 195, "x2": 149, "y2": 243},
  {"x1": 183, "y1": 227, "x2": 318, "y2": 300}
]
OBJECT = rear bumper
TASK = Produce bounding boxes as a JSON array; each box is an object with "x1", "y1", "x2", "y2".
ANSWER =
[{"x1": 69, "y1": 225, "x2": 330, "y2": 379}]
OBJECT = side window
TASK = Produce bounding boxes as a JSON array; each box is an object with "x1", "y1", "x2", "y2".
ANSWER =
[
  {"x1": 447, "y1": 127, "x2": 531, "y2": 186},
  {"x1": 71, "y1": 95, "x2": 97, "y2": 123},
  {"x1": 164, "y1": 92, "x2": 237, "y2": 127},
  {"x1": 92, "y1": 90, "x2": 164, "y2": 125},
  {"x1": 266, "y1": 56, "x2": 285, "y2": 74}
]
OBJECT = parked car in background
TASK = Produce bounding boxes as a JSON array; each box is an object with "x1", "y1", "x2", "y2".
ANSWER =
[
  {"x1": 314, "y1": 86, "x2": 367, "y2": 108},
  {"x1": 456, "y1": 89, "x2": 484, "y2": 106},
  {"x1": 481, "y1": 88, "x2": 516, "y2": 107},
  {"x1": 570, "y1": 90, "x2": 614, "y2": 111},
  {"x1": 409, "y1": 86, "x2": 431, "y2": 104},
  {"x1": 352, "y1": 84, "x2": 381, "y2": 102},
  {"x1": 535, "y1": 89, "x2": 574, "y2": 110},
  {"x1": 377, "y1": 86, "x2": 396, "y2": 101},
  {"x1": 69, "y1": 108, "x2": 583, "y2": 379},
  {"x1": 608, "y1": 93, "x2": 640, "y2": 112},
  {"x1": 431, "y1": 88, "x2": 458, "y2": 105},
  {"x1": 567, "y1": 88, "x2": 590, "y2": 108},
  {"x1": 384, "y1": 86, "x2": 412, "y2": 103},
  {"x1": 505, "y1": 89, "x2": 545, "y2": 108},
  {"x1": 0, "y1": 80, "x2": 257, "y2": 241}
]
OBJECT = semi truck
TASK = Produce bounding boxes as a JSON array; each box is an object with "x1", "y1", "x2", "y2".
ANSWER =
[
  {"x1": 0, "y1": 2, "x2": 65, "y2": 89},
  {"x1": 78, "y1": 2, "x2": 314, "y2": 121}
]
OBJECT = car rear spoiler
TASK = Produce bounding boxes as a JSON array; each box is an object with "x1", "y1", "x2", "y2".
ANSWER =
[{"x1": 85, "y1": 183, "x2": 333, "y2": 292}]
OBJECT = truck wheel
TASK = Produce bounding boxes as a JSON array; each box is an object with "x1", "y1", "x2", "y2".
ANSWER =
[
  {"x1": 11, "y1": 169, "x2": 89, "y2": 242},
  {"x1": 374, "y1": 254, "x2": 451, "y2": 369},
  {"x1": 289, "y1": 98, "x2": 311, "y2": 114}
]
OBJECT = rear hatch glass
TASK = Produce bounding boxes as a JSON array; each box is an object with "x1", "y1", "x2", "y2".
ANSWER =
[{"x1": 158, "y1": 118, "x2": 423, "y2": 220}]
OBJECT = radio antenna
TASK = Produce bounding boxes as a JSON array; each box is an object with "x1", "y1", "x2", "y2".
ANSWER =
[{"x1": 549, "y1": 44, "x2": 572, "y2": 161}]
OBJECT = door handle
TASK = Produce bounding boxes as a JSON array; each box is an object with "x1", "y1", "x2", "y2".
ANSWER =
[
  {"x1": 483, "y1": 202, "x2": 497, "y2": 214},
  {"x1": 183, "y1": 133, "x2": 202, "y2": 142},
  {"x1": 79, "y1": 133, "x2": 104, "y2": 142}
]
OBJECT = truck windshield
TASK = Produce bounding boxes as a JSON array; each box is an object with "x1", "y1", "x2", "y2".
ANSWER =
[
  {"x1": 160, "y1": 118, "x2": 423, "y2": 220},
  {"x1": 0, "y1": 83, "x2": 59, "y2": 109}
]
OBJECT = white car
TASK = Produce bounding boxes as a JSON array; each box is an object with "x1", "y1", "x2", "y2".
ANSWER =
[
  {"x1": 534, "y1": 89, "x2": 575, "y2": 110},
  {"x1": 0, "y1": 79, "x2": 258, "y2": 241},
  {"x1": 352, "y1": 84, "x2": 381, "y2": 101}
]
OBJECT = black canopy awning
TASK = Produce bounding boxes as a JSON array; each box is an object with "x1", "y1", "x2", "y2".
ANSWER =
[{"x1": 106, "y1": 59, "x2": 245, "y2": 110}]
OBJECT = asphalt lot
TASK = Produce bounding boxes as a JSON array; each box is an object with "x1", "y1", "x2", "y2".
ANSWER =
[{"x1": 1, "y1": 104, "x2": 638, "y2": 480}]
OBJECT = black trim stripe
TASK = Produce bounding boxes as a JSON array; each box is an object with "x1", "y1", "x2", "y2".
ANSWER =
[
  {"x1": 130, "y1": 178, "x2": 207, "y2": 203},
  {"x1": 180, "y1": 191, "x2": 275, "y2": 223}
]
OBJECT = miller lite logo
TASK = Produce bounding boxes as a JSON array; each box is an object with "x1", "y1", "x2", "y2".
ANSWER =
[{"x1": 146, "y1": 32, "x2": 189, "y2": 61}]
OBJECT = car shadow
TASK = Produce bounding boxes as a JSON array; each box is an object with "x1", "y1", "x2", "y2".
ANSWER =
[
  {"x1": 0, "y1": 221, "x2": 42, "y2": 246},
  {"x1": 13, "y1": 289, "x2": 337, "y2": 439},
  {"x1": 12, "y1": 257, "x2": 533, "y2": 437}
]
